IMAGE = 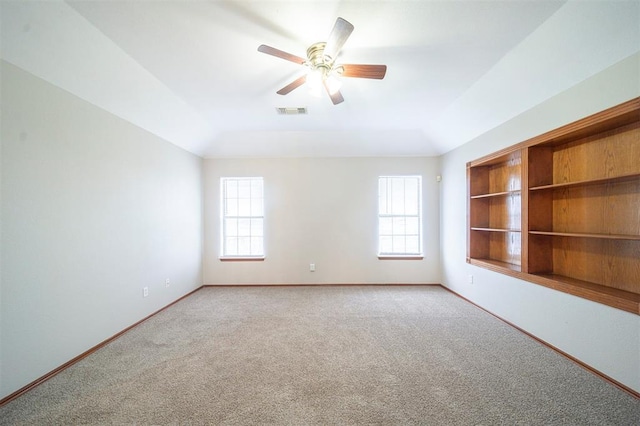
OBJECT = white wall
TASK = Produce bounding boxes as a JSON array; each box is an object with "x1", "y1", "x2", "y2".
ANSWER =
[
  {"x1": 203, "y1": 157, "x2": 440, "y2": 285},
  {"x1": 440, "y1": 53, "x2": 640, "y2": 392},
  {"x1": 0, "y1": 61, "x2": 203, "y2": 399}
]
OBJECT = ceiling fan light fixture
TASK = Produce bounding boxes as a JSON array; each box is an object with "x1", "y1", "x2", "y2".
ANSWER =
[
  {"x1": 306, "y1": 68, "x2": 324, "y2": 97},
  {"x1": 326, "y1": 74, "x2": 342, "y2": 95},
  {"x1": 308, "y1": 86, "x2": 323, "y2": 98}
]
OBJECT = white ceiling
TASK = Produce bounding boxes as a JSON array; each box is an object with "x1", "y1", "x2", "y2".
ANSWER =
[{"x1": 1, "y1": 1, "x2": 639, "y2": 158}]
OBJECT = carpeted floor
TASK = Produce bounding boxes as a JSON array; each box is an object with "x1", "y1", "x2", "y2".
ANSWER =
[{"x1": 1, "y1": 285, "x2": 638, "y2": 425}]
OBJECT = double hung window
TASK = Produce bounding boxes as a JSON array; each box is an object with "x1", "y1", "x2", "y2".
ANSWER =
[
  {"x1": 378, "y1": 176, "x2": 422, "y2": 256},
  {"x1": 221, "y1": 177, "x2": 264, "y2": 258}
]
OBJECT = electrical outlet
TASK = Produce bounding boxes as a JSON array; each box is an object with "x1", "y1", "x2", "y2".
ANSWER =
[
  {"x1": 165, "y1": 278, "x2": 170, "y2": 288},
  {"x1": 468, "y1": 275, "x2": 474, "y2": 285},
  {"x1": 143, "y1": 287, "x2": 149, "y2": 297},
  {"x1": 310, "y1": 263, "x2": 316, "y2": 272}
]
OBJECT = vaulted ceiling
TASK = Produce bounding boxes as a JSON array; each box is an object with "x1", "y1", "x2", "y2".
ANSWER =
[{"x1": 2, "y1": 1, "x2": 639, "y2": 158}]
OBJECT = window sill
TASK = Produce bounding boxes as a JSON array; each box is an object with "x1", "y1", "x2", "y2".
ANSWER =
[
  {"x1": 378, "y1": 255, "x2": 424, "y2": 260},
  {"x1": 219, "y1": 256, "x2": 265, "y2": 262}
]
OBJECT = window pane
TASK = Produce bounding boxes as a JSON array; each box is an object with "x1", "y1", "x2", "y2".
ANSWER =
[
  {"x1": 405, "y1": 217, "x2": 419, "y2": 235},
  {"x1": 406, "y1": 236, "x2": 419, "y2": 253},
  {"x1": 225, "y1": 237, "x2": 238, "y2": 256},
  {"x1": 226, "y1": 198, "x2": 238, "y2": 216},
  {"x1": 251, "y1": 218, "x2": 263, "y2": 237},
  {"x1": 237, "y1": 237, "x2": 250, "y2": 255},
  {"x1": 379, "y1": 178, "x2": 388, "y2": 215},
  {"x1": 237, "y1": 199, "x2": 250, "y2": 216},
  {"x1": 238, "y1": 219, "x2": 251, "y2": 236},
  {"x1": 251, "y1": 179, "x2": 263, "y2": 198},
  {"x1": 379, "y1": 217, "x2": 392, "y2": 235},
  {"x1": 391, "y1": 178, "x2": 405, "y2": 215},
  {"x1": 238, "y1": 180, "x2": 251, "y2": 198},
  {"x1": 392, "y1": 236, "x2": 405, "y2": 253},
  {"x1": 405, "y1": 178, "x2": 418, "y2": 196},
  {"x1": 251, "y1": 237, "x2": 264, "y2": 255},
  {"x1": 226, "y1": 180, "x2": 238, "y2": 198},
  {"x1": 405, "y1": 189, "x2": 418, "y2": 215},
  {"x1": 393, "y1": 217, "x2": 406, "y2": 235},
  {"x1": 251, "y1": 198, "x2": 263, "y2": 216},
  {"x1": 225, "y1": 218, "x2": 238, "y2": 237}
]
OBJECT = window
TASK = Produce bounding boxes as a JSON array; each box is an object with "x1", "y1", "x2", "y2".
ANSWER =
[
  {"x1": 221, "y1": 177, "x2": 264, "y2": 258},
  {"x1": 378, "y1": 176, "x2": 422, "y2": 257}
]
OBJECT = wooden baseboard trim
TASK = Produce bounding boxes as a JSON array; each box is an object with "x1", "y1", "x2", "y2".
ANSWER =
[
  {"x1": 440, "y1": 285, "x2": 640, "y2": 400},
  {"x1": 0, "y1": 286, "x2": 204, "y2": 407},
  {"x1": 202, "y1": 283, "x2": 441, "y2": 287}
]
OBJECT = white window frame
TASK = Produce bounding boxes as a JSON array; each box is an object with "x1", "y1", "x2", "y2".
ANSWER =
[
  {"x1": 220, "y1": 177, "x2": 265, "y2": 260},
  {"x1": 377, "y1": 175, "x2": 423, "y2": 259}
]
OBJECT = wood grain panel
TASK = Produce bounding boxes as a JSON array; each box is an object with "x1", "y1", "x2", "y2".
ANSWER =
[
  {"x1": 470, "y1": 230, "x2": 490, "y2": 259},
  {"x1": 488, "y1": 154, "x2": 521, "y2": 193},
  {"x1": 489, "y1": 194, "x2": 521, "y2": 230},
  {"x1": 528, "y1": 147, "x2": 554, "y2": 187},
  {"x1": 552, "y1": 180, "x2": 640, "y2": 235},
  {"x1": 528, "y1": 190, "x2": 553, "y2": 231},
  {"x1": 552, "y1": 122, "x2": 640, "y2": 184},
  {"x1": 469, "y1": 166, "x2": 489, "y2": 196},
  {"x1": 527, "y1": 234, "x2": 553, "y2": 274},
  {"x1": 470, "y1": 198, "x2": 489, "y2": 228},
  {"x1": 489, "y1": 232, "x2": 522, "y2": 266},
  {"x1": 552, "y1": 237, "x2": 640, "y2": 293}
]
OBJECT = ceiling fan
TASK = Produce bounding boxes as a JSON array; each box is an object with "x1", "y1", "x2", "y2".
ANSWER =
[{"x1": 258, "y1": 17, "x2": 387, "y2": 105}]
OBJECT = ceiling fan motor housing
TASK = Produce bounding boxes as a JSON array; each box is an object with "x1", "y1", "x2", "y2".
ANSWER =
[{"x1": 306, "y1": 42, "x2": 333, "y2": 73}]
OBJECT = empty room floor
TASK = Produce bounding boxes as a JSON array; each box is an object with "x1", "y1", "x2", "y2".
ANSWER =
[{"x1": 1, "y1": 286, "x2": 638, "y2": 425}]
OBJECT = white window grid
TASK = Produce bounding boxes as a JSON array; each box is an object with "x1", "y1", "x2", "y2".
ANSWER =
[
  {"x1": 221, "y1": 177, "x2": 264, "y2": 257},
  {"x1": 378, "y1": 176, "x2": 422, "y2": 256}
]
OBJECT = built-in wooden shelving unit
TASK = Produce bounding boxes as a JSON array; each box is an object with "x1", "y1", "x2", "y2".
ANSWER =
[{"x1": 467, "y1": 98, "x2": 640, "y2": 315}]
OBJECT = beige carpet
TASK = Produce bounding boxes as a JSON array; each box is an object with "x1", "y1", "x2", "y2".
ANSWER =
[{"x1": 1, "y1": 285, "x2": 638, "y2": 425}]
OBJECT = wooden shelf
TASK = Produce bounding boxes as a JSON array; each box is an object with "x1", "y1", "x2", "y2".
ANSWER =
[
  {"x1": 472, "y1": 227, "x2": 520, "y2": 233},
  {"x1": 470, "y1": 190, "x2": 521, "y2": 199},
  {"x1": 529, "y1": 231, "x2": 640, "y2": 241},
  {"x1": 469, "y1": 258, "x2": 521, "y2": 273},
  {"x1": 529, "y1": 172, "x2": 640, "y2": 191},
  {"x1": 468, "y1": 97, "x2": 640, "y2": 315}
]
